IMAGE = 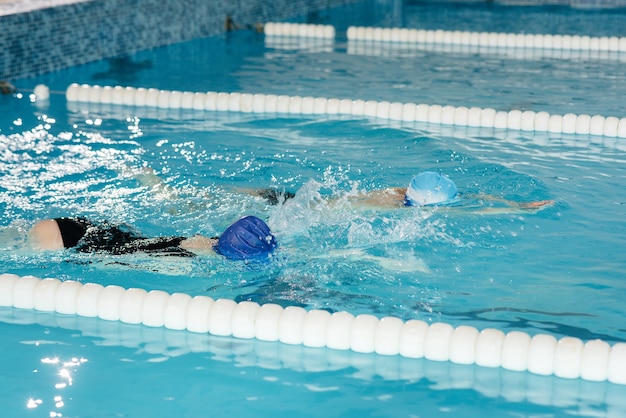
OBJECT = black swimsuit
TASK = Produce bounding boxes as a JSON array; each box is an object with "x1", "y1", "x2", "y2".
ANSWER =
[
  {"x1": 258, "y1": 188, "x2": 296, "y2": 205},
  {"x1": 54, "y1": 217, "x2": 194, "y2": 257}
]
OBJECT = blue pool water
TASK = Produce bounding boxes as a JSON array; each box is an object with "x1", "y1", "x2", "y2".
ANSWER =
[{"x1": 1, "y1": 0, "x2": 626, "y2": 416}]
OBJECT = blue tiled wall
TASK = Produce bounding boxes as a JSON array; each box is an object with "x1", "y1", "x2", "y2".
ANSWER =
[
  {"x1": 0, "y1": 0, "x2": 359, "y2": 80},
  {"x1": 2, "y1": 0, "x2": 626, "y2": 81}
]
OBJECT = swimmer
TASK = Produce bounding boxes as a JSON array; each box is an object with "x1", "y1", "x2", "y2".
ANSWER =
[
  {"x1": 255, "y1": 171, "x2": 555, "y2": 213},
  {"x1": 0, "y1": 80, "x2": 16, "y2": 95},
  {"x1": 28, "y1": 215, "x2": 277, "y2": 261},
  {"x1": 130, "y1": 167, "x2": 552, "y2": 214}
]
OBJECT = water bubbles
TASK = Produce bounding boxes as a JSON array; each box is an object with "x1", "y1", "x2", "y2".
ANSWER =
[{"x1": 26, "y1": 398, "x2": 42, "y2": 408}]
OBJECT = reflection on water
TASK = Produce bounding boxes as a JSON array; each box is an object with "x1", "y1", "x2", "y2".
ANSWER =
[{"x1": 91, "y1": 56, "x2": 153, "y2": 83}]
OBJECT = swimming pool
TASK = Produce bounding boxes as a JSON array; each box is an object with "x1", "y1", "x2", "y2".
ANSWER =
[{"x1": 2, "y1": 0, "x2": 626, "y2": 416}]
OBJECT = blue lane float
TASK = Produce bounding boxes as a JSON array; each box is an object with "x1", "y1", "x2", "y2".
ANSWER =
[{"x1": 1, "y1": 274, "x2": 625, "y2": 385}]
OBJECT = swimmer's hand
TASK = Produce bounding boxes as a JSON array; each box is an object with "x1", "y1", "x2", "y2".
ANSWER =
[{"x1": 517, "y1": 200, "x2": 555, "y2": 210}]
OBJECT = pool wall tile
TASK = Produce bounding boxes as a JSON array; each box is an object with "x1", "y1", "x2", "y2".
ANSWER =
[
  {"x1": 2, "y1": 0, "x2": 626, "y2": 81},
  {"x1": 0, "y1": 0, "x2": 359, "y2": 80}
]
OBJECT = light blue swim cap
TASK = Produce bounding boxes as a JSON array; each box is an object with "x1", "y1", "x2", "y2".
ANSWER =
[
  {"x1": 404, "y1": 171, "x2": 458, "y2": 206},
  {"x1": 215, "y1": 216, "x2": 277, "y2": 261}
]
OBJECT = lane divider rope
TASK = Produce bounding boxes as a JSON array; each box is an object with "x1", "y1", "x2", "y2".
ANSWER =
[
  {"x1": 1, "y1": 274, "x2": 625, "y2": 385},
  {"x1": 346, "y1": 26, "x2": 626, "y2": 52},
  {"x1": 65, "y1": 83, "x2": 626, "y2": 138},
  {"x1": 264, "y1": 22, "x2": 335, "y2": 39},
  {"x1": 3, "y1": 302, "x2": 623, "y2": 410},
  {"x1": 262, "y1": 22, "x2": 626, "y2": 53}
]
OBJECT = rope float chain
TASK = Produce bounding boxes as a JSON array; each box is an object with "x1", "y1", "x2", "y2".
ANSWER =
[
  {"x1": 1, "y1": 274, "x2": 625, "y2": 385},
  {"x1": 264, "y1": 22, "x2": 335, "y2": 39},
  {"x1": 346, "y1": 26, "x2": 626, "y2": 52},
  {"x1": 261, "y1": 22, "x2": 626, "y2": 53},
  {"x1": 66, "y1": 83, "x2": 626, "y2": 138},
  {"x1": 262, "y1": 22, "x2": 626, "y2": 53}
]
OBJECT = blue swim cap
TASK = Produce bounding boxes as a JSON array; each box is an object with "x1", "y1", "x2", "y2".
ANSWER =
[
  {"x1": 215, "y1": 216, "x2": 277, "y2": 261},
  {"x1": 404, "y1": 171, "x2": 458, "y2": 206}
]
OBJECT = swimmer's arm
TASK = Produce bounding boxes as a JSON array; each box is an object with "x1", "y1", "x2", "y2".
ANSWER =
[
  {"x1": 239, "y1": 186, "x2": 408, "y2": 209},
  {"x1": 180, "y1": 235, "x2": 220, "y2": 256},
  {"x1": 124, "y1": 166, "x2": 222, "y2": 215},
  {"x1": 122, "y1": 166, "x2": 180, "y2": 198},
  {"x1": 347, "y1": 187, "x2": 407, "y2": 208},
  {"x1": 461, "y1": 193, "x2": 555, "y2": 214},
  {"x1": 309, "y1": 248, "x2": 431, "y2": 273}
]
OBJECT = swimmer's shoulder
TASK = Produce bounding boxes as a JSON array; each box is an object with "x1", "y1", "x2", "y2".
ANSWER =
[
  {"x1": 29, "y1": 219, "x2": 64, "y2": 250},
  {"x1": 352, "y1": 187, "x2": 406, "y2": 208}
]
